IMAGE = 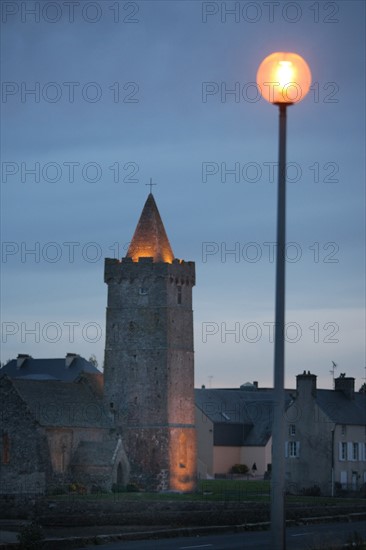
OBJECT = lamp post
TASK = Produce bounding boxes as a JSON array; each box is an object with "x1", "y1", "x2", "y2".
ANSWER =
[{"x1": 256, "y1": 52, "x2": 311, "y2": 550}]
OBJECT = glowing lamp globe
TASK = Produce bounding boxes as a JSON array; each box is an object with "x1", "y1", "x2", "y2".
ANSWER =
[{"x1": 256, "y1": 52, "x2": 311, "y2": 105}]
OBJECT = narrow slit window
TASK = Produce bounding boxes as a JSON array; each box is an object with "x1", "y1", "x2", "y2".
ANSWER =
[
  {"x1": 2, "y1": 433, "x2": 10, "y2": 464},
  {"x1": 177, "y1": 286, "x2": 182, "y2": 305}
]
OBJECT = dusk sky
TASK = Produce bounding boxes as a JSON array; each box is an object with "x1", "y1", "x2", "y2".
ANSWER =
[{"x1": 1, "y1": 0, "x2": 365, "y2": 391}]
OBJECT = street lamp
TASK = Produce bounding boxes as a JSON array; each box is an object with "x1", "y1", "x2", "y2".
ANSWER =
[{"x1": 256, "y1": 52, "x2": 311, "y2": 550}]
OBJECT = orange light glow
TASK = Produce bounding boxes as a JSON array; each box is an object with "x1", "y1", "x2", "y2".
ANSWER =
[
  {"x1": 256, "y1": 52, "x2": 311, "y2": 104},
  {"x1": 129, "y1": 246, "x2": 173, "y2": 264},
  {"x1": 126, "y1": 194, "x2": 175, "y2": 264},
  {"x1": 169, "y1": 428, "x2": 197, "y2": 492}
]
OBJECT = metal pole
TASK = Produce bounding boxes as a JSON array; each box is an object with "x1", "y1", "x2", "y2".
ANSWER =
[
  {"x1": 331, "y1": 428, "x2": 335, "y2": 497},
  {"x1": 271, "y1": 102, "x2": 288, "y2": 550}
]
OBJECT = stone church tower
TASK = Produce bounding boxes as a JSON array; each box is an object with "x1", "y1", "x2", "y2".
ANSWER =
[{"x1": 103, "y1": 194, "x2": 196, "y2": 491}]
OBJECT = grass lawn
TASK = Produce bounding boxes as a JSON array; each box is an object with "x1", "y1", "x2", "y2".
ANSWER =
[{"x1": 50, "y1": 479, "x2": 366, "y2": 504}]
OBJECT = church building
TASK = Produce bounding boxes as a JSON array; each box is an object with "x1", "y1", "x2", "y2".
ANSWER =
[{"x1": 0, "y1": 193, "x2": 197, "y2": 494}]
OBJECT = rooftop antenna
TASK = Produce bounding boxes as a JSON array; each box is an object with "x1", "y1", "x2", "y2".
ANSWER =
[
  {"x1": 362, "y1": 364, "x2": 366, "y2": 389},
  {"x1": 329, "y1": 361, "x2": 337, "y2": 388},
  {"x1": 208, "y1": 375, "x2": 213, "y2": 388},
  {"x1": 146, "y1": 178, "x2": 157, "y2": 194}
]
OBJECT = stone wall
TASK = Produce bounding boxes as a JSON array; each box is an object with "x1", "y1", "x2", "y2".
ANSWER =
[
  {"x1": 103, "y1": 258, "x2": 197, "y2": 491},
  {"x1": 1, "y1": 495, "x2": 364, "y2": 527},
  {"x1": 0, "y1": 376, "x2": 51, "y2": 494}
]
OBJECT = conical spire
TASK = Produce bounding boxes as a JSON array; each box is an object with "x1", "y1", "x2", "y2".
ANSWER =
[{"x1": 126, "y1": 194, "x2": 174, "y2": 263}]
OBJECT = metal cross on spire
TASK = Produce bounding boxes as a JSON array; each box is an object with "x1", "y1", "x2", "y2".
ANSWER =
[{"x1": 146, "y1": 178, "x2": 157, "y2": 194}]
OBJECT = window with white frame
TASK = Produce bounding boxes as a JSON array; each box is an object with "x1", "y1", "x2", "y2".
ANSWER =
[
  {"x1": 288, "y1": 441, "x2": 300, "y2": 458},
  {"x1": 339, "y1": 441, "x2": 347, "y2": 461},
  {"x1": 289, "y1": 424, "x2": 296, "y2": 437},
  {"x1": 353, "y1": 442, "x2": 359, "y2": 461},
  {"x1": 341, "y1": 424, "x2": 346, "y2": 436}
]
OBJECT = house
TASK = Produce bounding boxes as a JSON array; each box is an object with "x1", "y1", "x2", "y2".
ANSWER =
[
  {"x1": 195, "y1": 382, "x2": 293, "y2": 479},
  {"x1": 0, "y1": 368, "x2": 129, "y2": 494},
  {"x1": 285, "y1": 371, "x2": 366, "y2": 495},
  {"x1": 196, "y1": 373, "x2": 366, "y2": 496}
]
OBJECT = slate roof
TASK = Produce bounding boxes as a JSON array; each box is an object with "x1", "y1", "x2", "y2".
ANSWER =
[
  {"x1": 316, "y1": 389, "x2": 366, "y2": 426},
  {"x1": 1, "y1": 356, "x2": 100, "y2": 382},
  {"x1": 11, "y1": 377, "x2": 112, "y2": 429},
  {"x1": 196, "y1": 385, "x2": 366, "y2": 446},
  {"x1": 126, "y1": 193, "x2": 174, "y2": 263},
  {"x1": 71, "y1": 439, "x2": 121, "y2": 467},
  {"x1": 195, "y1": 388, "x2": 294, "y2": 447}
]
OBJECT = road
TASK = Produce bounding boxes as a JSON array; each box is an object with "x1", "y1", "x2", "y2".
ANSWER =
[{"x1": 78, "y1": 520, "x2": 366, "y2": 549}]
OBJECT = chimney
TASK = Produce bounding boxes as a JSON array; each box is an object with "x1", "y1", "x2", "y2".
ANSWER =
[
  {"x1": 296, "y1": 370, "x2": 317, "y2": 398},
  {"x1": 334, "y1": 373, "x2": 354, "y2": 400},
  {"x1": 65, "y1": 353, "x2": 79, "y2": 368},
  {"x1": 253, "y1": 381, "x2": 258, "y2": 389},
  {"x1": 16, "y1": 354, "x2": 32, "y2": 369}
]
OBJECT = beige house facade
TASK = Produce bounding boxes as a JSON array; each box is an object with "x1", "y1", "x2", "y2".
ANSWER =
[{"x1": 195, "y1": 384, "x2": 288, "y2": 479}]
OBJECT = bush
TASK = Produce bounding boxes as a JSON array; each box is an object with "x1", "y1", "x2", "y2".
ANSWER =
[
  {"x1": 69, "y1": 482, "x2": 87, "y2": 494},
  {"x1": 112, "y1": 483, "x2": 125, "y2": 493},
  {"x1": 230, "y1": 464, "x2": 249, "y2": 475},
  {"x1": 17, "y1": 522, "x2": 45, "y2": 550},
  {"x1": 90, "y1": 485, "x2": 109, "y2": 495},
  {"x1": 49, "y1": 486, "x2": 67, "y2": 495},
  {"x1": 126, "y1": 482, "x2": 140, "y2": 492},
  {"x1": 300, "y1": 484, "x2": 321, "y2": 497}
]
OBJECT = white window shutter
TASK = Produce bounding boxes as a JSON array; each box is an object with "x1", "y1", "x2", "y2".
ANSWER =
[
  {"x1": 338, "y1": 442, "x2": 343, "y2": 461},
  {"x1": 361, "y1": 442, "x2": 365, "y2": 461},
  {"x1": 285, "y1": 441, "x2": 289, "y2": 458},
  {"x1": 347, "y1": 442, "x2": 353, "y2": 461}
]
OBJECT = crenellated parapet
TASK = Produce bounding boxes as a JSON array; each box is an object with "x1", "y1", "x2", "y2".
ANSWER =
[{"x1": 105, "y1": 257, "x2": 195, "y2": 284}]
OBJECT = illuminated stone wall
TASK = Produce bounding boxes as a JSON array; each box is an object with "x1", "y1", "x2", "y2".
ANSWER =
[{"x1": 104, "y1": 257, "x2": 197, "y2": 491}]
